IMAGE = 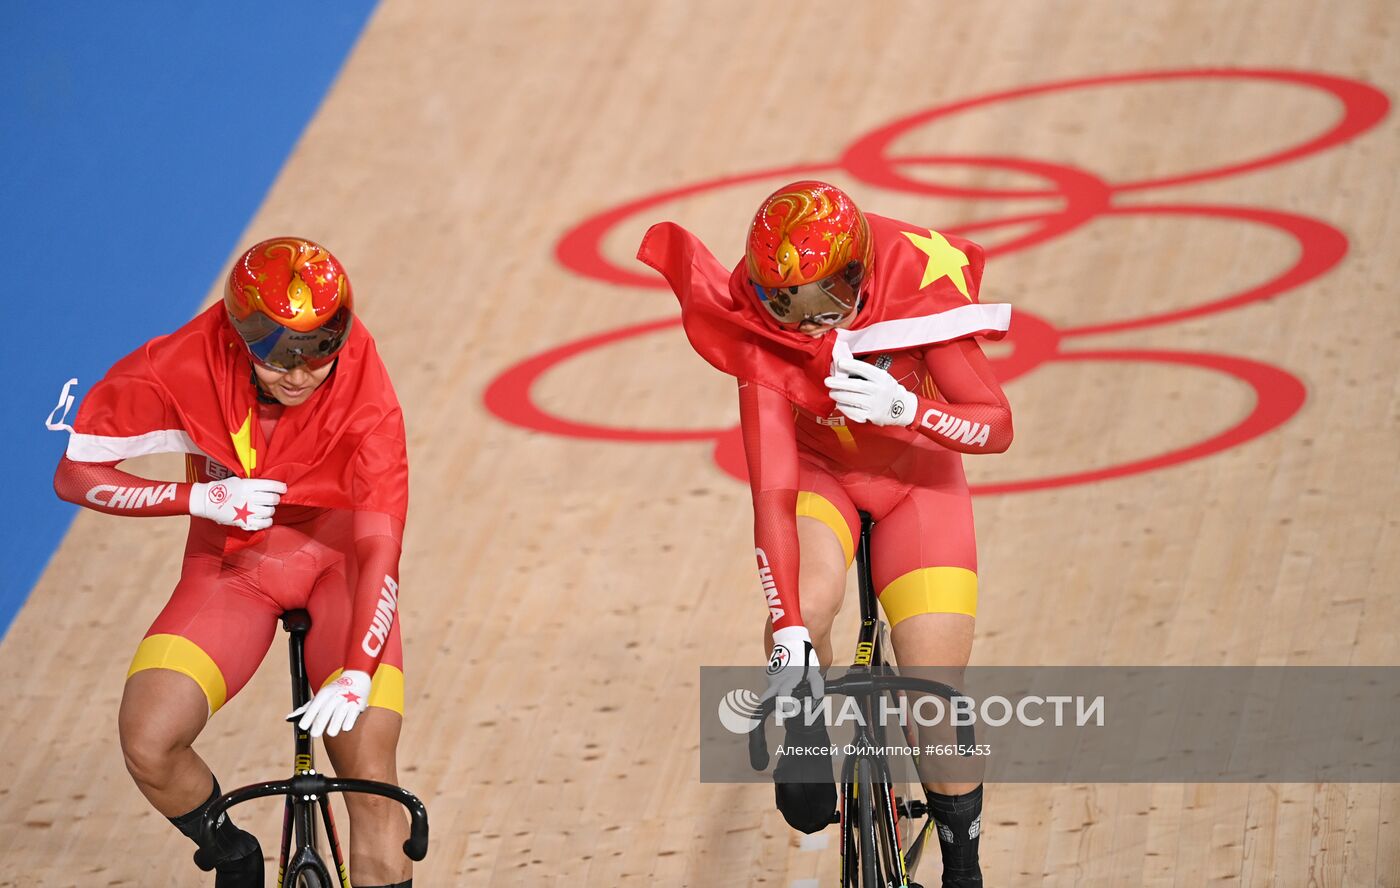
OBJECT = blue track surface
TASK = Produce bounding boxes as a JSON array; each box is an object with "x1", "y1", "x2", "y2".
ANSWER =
[{"x1": 0, "y1": 2, "x2": 378, "y2": 637}]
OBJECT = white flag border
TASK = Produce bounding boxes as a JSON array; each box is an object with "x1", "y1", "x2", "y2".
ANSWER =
[{"x1": 837, "y1": 302, "x2": 1012, "y2": 355}]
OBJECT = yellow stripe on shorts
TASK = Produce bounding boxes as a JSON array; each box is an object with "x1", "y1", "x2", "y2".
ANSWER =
[
  {"x1": 878, "y1": 567, "x2": 978, "y2": 626},
  {"x1": 796, "y1": 491, "x2": 855, "y2": 566},
  {"x1": 128, "y1": 634, "x2": 228, "y2": 715},
  {"x1": 321, "y1": 664, "x2": 405, "y2": 715}
]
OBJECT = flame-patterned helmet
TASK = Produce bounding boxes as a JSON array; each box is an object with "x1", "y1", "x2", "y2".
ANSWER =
[
  {"x1": 224, "y1": 237, "x2": 353, "y2": 370},
  {"x1": 744, "y1": 180, "x2": 873, "y2": 332}
]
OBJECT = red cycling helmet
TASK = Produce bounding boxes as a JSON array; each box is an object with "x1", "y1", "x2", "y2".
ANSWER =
[
  {"x1": 745, "y1": 180, "x2": 873, "y2": 331},
  {"x1": 224, "y1": 236, "x2": 353, "y2": 370}
]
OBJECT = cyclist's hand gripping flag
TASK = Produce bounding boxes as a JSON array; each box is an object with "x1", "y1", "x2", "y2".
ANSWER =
[
  {"x1": 188, "y1": 477, "x2": 287, "y2": 531},
  {"x1": 825, "y1": 353, "x2": 919, "y2": 427}
]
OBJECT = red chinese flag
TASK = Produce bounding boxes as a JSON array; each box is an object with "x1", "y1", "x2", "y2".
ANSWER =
[
  {"x1": 67, "y1": 304, "x2": 408, "y2": 522},
  {"x1": 637, "y1": 214, "x2": 1009, "y2": 414}
]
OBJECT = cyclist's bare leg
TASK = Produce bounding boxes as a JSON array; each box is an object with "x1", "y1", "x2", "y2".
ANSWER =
[
  {"x1": 120, "y1": 668, "x2": 262, "y2": 877},
  {"x1": 890, "y1": 612, "x2": 979, "y2": 795},
  {"x1": 323, "y1": 706, "x2": 410, "y2": 884},
  {"x1": 762, "y1": 516, "x2": 848, "y2": 667},
  {"x1": 118, "y1": 669, "x2": 213, "y2": 816}
]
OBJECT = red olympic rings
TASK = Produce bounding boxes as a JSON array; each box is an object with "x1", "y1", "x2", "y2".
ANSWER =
[{"x1": 485, "y1": 68, "x2": 1388, "y2": 493}]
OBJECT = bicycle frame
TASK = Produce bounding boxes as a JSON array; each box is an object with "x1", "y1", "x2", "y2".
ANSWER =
[
  {"x1": 749, "y1": 512, "x2": 974, "y2": 887},
  {"x1": 197, "y1": 610, "x2": 428, "y2": 887}
]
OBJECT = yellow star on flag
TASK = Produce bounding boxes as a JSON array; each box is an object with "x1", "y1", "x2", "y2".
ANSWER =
[
  {"x1": 231, "y1": 408, "x2": 257, "y2": 475},
  {"x1": 901, "y1": 228, "x2": 972, "y2": 299}
]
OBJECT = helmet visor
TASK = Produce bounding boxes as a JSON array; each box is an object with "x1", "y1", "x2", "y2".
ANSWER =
[
  {"x1": 241, "y1": 307, "x2": 352, "y2": 371},
  {"x1": 753, "y1": 261, "x2": 864, "y2": 332}
]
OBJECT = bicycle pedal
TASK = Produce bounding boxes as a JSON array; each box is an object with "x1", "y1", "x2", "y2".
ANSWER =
[{"x1": 896, "y1": 798, "x2": 929, "y2": 819}]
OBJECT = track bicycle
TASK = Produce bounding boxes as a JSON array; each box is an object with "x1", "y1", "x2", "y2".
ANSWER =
[
  {"x1": 748, "y1": 512, "x2": 976, "y2": 887},
  {"x1": 196, "y1": 609, "x2": 429, "y2": 888}
]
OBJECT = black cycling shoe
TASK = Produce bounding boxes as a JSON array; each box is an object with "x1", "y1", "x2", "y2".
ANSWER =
[
  {"x1": 193, "y1": 832, "x2": 264, "y2": 888},
  {"x1": 213, "y1": 841, "x2": 264, "y2": 888},
  {"x1": 773, "y1": 718, "x2": 837, "y2": 833}
]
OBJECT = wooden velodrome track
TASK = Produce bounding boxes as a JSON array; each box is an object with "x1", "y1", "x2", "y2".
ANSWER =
[{"x1": 3, "y1": 1, "x2": 1397, "y2": 885}]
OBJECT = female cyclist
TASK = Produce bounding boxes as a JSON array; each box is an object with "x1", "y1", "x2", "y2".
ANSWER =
[
  {"x1": 640, "y1": 181, "x2": 1013, "y2": 887},
  {"x1": 51, "y1": 237, "x2": 413, "y2": 888}
]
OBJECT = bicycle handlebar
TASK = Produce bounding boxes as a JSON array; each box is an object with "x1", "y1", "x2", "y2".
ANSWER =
[
  {"x1": 197, "y1": 774, "x2": 430, "y2": 865},
  {"x1": 748, "y1": 673, "x2": 977, "y2": 771}
]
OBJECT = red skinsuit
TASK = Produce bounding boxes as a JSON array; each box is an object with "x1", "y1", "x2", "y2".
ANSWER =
[
  {"x1": 739, "y1": 337, "x2": 1011, "y2": 632},
  {"x1": 54, "y1": 399, "x2": 404, "y2": 714}
]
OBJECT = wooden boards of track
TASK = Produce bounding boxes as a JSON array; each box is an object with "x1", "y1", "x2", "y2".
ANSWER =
[{"x1": 2, "y1": 0, "x2": 1397, "y2": 884}]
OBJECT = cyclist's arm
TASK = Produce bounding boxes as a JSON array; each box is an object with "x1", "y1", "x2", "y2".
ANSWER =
[
  {"x1": 54, "y1": 372, "x2": 193, "y2": 516},
  {"x1": 737, "y1": 379, "x2": 804, "y2": 631},
  {"x1": 343, "y1": 510, "x2": 404, "y2": 675},
  {"x1": 909, "y1": 338, "x2": 1013, "y2": 454},
  {"x1": 52, "y1": 455, "x2": 192, "y2": 516},
  {"x1": 343, "y1": 420, "x2": 409, "y2": 674}
]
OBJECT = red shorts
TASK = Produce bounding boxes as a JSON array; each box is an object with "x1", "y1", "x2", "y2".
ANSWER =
[
  {"x1": 127, "y1": 509, "x2": 404, "y2": 716},
  {"x1": 795, "y1": 446, "x2": 978, "y2": 627}
]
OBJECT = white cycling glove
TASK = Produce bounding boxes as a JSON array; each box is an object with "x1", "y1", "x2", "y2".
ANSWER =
[
  {"x1": 825, "y1": 354, "x2": 917, "y2": 427},
  {"x1": 764, "y1": 625, "x2": 825, "y2": 705},
  {"x1": 189, "y1": 478, "x2": 287, "y2": 531},
  {"x1": 289, "y1": 669, "x2": 372, "y2": 738}
]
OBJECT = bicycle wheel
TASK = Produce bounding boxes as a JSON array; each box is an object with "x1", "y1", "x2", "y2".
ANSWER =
[
  {"x1": 840, "y1": 753, "x2": 858, "y2": 886},
  {"x1": 873, "y1": 620, "x2": 923, "y2": 856},
  {"x1": 294, "y1": 870, "x2": 328, "y2": 888},
  {"x1": 855, "y1": 758, "x2": 884, "y2": 887},
  {"x1": 872, "y1": 763, "x2": 912, "y2": 887}
]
